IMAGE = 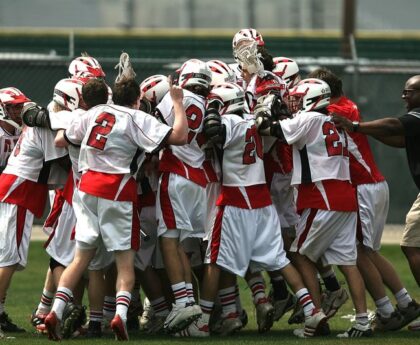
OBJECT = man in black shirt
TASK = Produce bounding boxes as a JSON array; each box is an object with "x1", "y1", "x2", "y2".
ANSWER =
[{"x1": 333, "y1": 75, "x2": 420, "y2": 330}]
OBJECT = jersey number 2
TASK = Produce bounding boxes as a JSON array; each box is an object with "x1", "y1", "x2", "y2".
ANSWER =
[
  {"x1": 87, "y1": 112, "x2": 116, "y2": 150},
  {"x1": 322, "y1": 121, "x2": 349, "y2": 157},
  {"x1": 186, "y1": 105, "x2": 203, "y2": 144},
  {"x1": 243, "y1": 126, "x2": 263, "y2": 165}
]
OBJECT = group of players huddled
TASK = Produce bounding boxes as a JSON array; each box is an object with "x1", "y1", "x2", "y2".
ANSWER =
[{"x1": 0, "y1": 28, "x2": 419, "y2": 341}]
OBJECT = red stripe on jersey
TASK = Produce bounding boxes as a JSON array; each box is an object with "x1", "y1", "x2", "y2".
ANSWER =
[
  {"x1": 131, "y1": 202, "x2": 140, "y2": 251},
  {"x1": 297, "y1": 208, "x2": 317, "y2": 250},
  {"x1": 296, "y1": 179, "x2": 357, "y2": 212},
  {"x1": 79, "y1": 170, "x2": 137, "y2": 202},
  {"x1": 16, "y1": 205, "x2": 26, "y2": 248},
  {"x1": 159, "y1": 172, "x2": 176, "y2": 229},
  {"x1": 210, "y1": 206, "x2": 224, "y2": 263},
  {"x1": 216, "y1": 184, "x2": 272, "y2": 209},
  {"x1": 159, "y1": 149, "x2": 207, "y2": 187},
  {"x1": 44, "y1": 189, "x2": 65, "y2": 229},
  {"x1": 62, "y1": 171, "x2": 75, "y2": 205},
  {"x1": 0, "y1": 173, "x2": 48, "y2": 218},
  {"x1": 203, "y1": 160, "x2": 219, "y2": 183}
]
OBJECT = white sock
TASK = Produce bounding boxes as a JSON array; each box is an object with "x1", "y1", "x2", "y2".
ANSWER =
[
  {"x1": 395, "y1": 288, "x2": 412, "y2": 309},
  {"x1": 375, "y1": 296, "x2": 394, "y2": 317}
]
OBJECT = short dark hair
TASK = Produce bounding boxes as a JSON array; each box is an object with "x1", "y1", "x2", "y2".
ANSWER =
[
  {"x1": 307, "y1": 67, "x2": 343, "y2": 98},
  {"x1": 82, "y1": 78, "x2": 108, "y2": 109},
  {"x1": 184, "y1": 85, "x2": 210, "y2": 98},
  {"x1": 112, "y1": 78, "x2": 140, "y2": 106}
]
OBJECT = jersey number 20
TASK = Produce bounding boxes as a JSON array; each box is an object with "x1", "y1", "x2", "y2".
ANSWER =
[
  {"x1": 87, "y1": 112, "x2": 116, "y2": 150},
  {"x1": 322, "y1": 121, "x2": 349, "y2": 157}
]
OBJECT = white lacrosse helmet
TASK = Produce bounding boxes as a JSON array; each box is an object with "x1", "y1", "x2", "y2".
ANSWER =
[
  {"x1": 287, "y1": 78, "x2": 331, "y2": 114},
  {"x1": 273, "y1": 57, "x2": 301, "y2": 89},
  {"x1": 68, "y1": 56, "x2": 105, "y2": 78},
  {"x1": 206, "y1": 60, "x2": 236, "y2": 86},
  {"x1": 178, "y1": 59, "x2": 212, "y2": 90},
  {"x1": 234, "y1": 39, "x2": 264, "y2": 75},
  {"x1": 208, "y1": 82, "x2": 245, "y2": 115},
  {"x1": 140, "y1": 74, "x2": 170, "y2": 105},
  {"x1": 53, "y1": 78, "x2": 86, "y2": 111},
  {"x1": 0, "y1": 87, "x2": 31, "y2": 105},
  {"x1": 232, "y1": 28, "x2": 264, "y2": 50}
]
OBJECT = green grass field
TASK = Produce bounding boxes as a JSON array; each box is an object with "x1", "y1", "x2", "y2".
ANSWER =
[{"x1": 4, "y1": 243, "x2": 420, "y2": 344}]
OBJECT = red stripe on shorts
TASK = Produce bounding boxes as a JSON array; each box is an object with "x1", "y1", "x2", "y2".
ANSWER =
[
  {"x1": 297, "y1": 208, "x2": 318, "y2": 250},
  {"x1": 210, "y1": 206, "x2": 225, "y2": 263},
  {"x1": 159, "y1": 172, "x2": 176, "y2": 229},
  {"x1": 16, "y1": 206, "x2": 26, "y2": 248},
  {"x1": 131, "y1": 203, "x2": 140, "y2": 251}
]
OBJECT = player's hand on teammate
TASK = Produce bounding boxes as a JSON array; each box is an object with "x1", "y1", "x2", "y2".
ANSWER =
[
  {"x1": 331, "y1": 113, "x2": 353, "y2": 131},
  {"x1": 168, "y1": 75, "x2": 184, "y2": 104}
]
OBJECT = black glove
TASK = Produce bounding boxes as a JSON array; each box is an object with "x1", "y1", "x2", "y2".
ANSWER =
[
  {"x1": 21, "y1": 102, "x2": 51, "y2": 129},
  {"x1": 203, "y1": 108, "x2": 223, "y2": 144}
]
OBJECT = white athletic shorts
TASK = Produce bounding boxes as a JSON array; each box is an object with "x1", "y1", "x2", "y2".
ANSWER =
[
  {"x1": 45, "y1": 199, "x2": 76, "y2": 267},
  {"x1": 73, "y1": 190, "x2": 139, "y2": 252},
  {"x1": 270, "y1": 172, "x2": 299, "y2": 229},
  {"x1": 206, "y1": 204, "x2": 289, "y2": 277},
  {"x1": 291, "y1": 208, "x2": 357, "y2": 266},
  {"x1": 135, "y1": 205, "x2": 158, "y2": 271},
  {"x1": 357, "y1": 181, "x2": 389, "y2": 251},
  {"x1": 204, "y1": 182, "x2": 221, "y2": 241},
  {"x1": 0, "y1": 203, "x2": 34, "y2": 269},
  {"x1": 402, "y1": 192, "x2": 420, "y2": 248},
  {"x1": 157, "y1": 173, "x2": 206, "y2": 242}
]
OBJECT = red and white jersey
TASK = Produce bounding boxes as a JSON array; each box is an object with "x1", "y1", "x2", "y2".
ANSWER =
[
  {"x1": 0, "y1": 126, "x2": 20, "y2": 171},
  {"x1": 157, "y1": 89, "x2": 207, "y2": 187},
  {"x1": 3, "y1": 126, "x2": 68, "y2": 182},
  {"x1": 281, "y1": 111, "x2": 350, "y2": 185},
  {"x1": 228, "y1": 63, "x2": 244, "y2": 88},
  {"x1": 65, "y1": 104, "x2": 172, "y2": 175},
  {"x1": 244, "y1": 71, "x2": 286, "y2": 114},
  {"x1": 280, "y1": 111, "x2": 356, "y2": 212},
  {"x1": 328, "y1": 96, "x2": 385, "y2": 185},
  {"x1": 217, "y1": 114, "x2": 272, "y2": 209}
]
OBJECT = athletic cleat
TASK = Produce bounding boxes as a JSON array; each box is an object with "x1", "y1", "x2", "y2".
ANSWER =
[
  {"x1": 373, "y1": 310, "x2": 405, "y2": 331},
  {"x1": 288, "y1": 301, "x2": 304, "y2": 324},
  {"x1": 127, "y1": 299, "x2": 142, "y2": 331},
  {"x1": 140, "y1": 297, "x2": 154, "y2": 331},
  {"x1": 164, "y1": 303, "x2": 202, "y2": 333},
  {"x1": 272, "y1": 292, "x2": 296, "y2": 322},
  {"x1": 408, "y1": 318, "x2": 420, "y2": 331},
  {"x1": 45, "y1": 311, "x2": 62, "y2": 341},
  {"x1": 218, "y1": 313, "x2": 243, "y2": 336},
  {"x1": 321, "y1": 287, "x2": 349, "y2": 318},
  {"x1": 239, "y1": 309, "x2": 248, "y2": 328},
  {"x1": 146, "y1": 314, "x2": 166, "y2": 334},
  {"x1": 86, "y1": 321, "x2": 102, "y2": 338},
  {"x1": 174, "y1": 319, "x2": 210, "y2": 337},
  {"x1": 30, "y1": 308, "x2": 48, "y2": 328},
  {"x1": 110, "y1": 314, "x2": 129, "y2": 341},
  {"x1": 337, "y1": 322, "x2": 373, "y2": 338},
  {"x1": 0, "y1": 312, "x2": 25, "y2": 332},
  {"x1": 397, "y1": 299, "x2": 420, "y2": 328},
  {"x1": 255, "y1": 297, "x2": 275, "y2": 333},
  {"x1": 62, "y1": 304, "x2": 87, "y2": 339},
  {"x1": 303, "y1": 310, "x2": 329, "y2": 337}
]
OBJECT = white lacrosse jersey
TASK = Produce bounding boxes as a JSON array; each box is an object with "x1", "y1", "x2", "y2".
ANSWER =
[
  {"x1": 65, "y1": 104, "x2": 171, "y2": 201},
  {"x1": 280, "y1": 111, "x2": 357, "y2": 212},
  {"x1": 0, "y1": 126, "x2": 20, "y2": 171},
  {"x1": 157, "y1": 89, "x2": 207, "y2": 187},
  {"x1": 217, "y1": 114, "x2": 272, "y2": 209},
  {"x1": 229, "y1": 63, "x2": 245, "y2": 88},
  {"x1": 244, "y1": 71, "x2": 286, "y2": 114}
]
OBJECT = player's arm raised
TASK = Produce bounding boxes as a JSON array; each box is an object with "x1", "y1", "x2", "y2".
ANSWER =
[{"x1": 166, "y1": 76, "x2": 188, "y2": 145}]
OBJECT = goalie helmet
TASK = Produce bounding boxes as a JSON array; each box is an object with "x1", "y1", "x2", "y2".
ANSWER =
[
  {"x1": 178, "y1": 59, "x2": 212, "y2": 90},
  {"x1": 206, "y1": 60, "x2": 236, "y2": 86},
  {"x1": 287, "y1": 78, "x2": 330, "y2": 114},
  {"x1": 232, "y1": 28, "x2": 264, "y2": 50},
  {"x1": 273, "y1": 57, "x2": 301, "y2": 89},
  {"x1": 53, "y1": 78, "x2": 86, "y2": 111},
  {"x1": 68, "y1": 56, "x2": 105, "y2": 78},
  {"x1": 140, "y1": 74, "x2": 169, "y2": 105},
  {"x1": 207, "y1": 82, "x2": 245, "y2": 115}
]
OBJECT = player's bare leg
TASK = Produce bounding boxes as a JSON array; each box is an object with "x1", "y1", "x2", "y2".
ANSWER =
[
  {"x1": 292, "y1": 254, "x2": 322, "y2": 308},
  {"x1": 399, "y1": 247, "x2": 420, "y2": 287}
]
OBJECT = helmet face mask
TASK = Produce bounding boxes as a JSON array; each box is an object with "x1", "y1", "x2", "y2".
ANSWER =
[
  {"x1": 234, "y1": 39, "x2": 264, "y2": 75},
  {"x1": 287, "y1": 78, "x2": 331, "y2": 114},
  {"x1": 206, "y1": 60, "x2": 236, "y2": 86},
  {"x1": 0, "y1": 87, "x2": 31, "y2": 129}
]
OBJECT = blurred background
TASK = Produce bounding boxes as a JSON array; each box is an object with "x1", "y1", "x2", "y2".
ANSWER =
[{"x1": 1, "y1": 0, "x2": 420, "y2": 223}]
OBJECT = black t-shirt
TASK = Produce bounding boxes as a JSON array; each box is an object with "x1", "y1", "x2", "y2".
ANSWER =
[{"x1": 399, "y1": 107, "x2": 420, "y2": 190}]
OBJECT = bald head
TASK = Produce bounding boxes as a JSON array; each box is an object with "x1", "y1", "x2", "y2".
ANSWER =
[
  {"x1": 403, "y1": 75, "x2": 420, "y2": 111},
  {"x1": 406, "y1": 75, "x2": 420, "y2": 89}
]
